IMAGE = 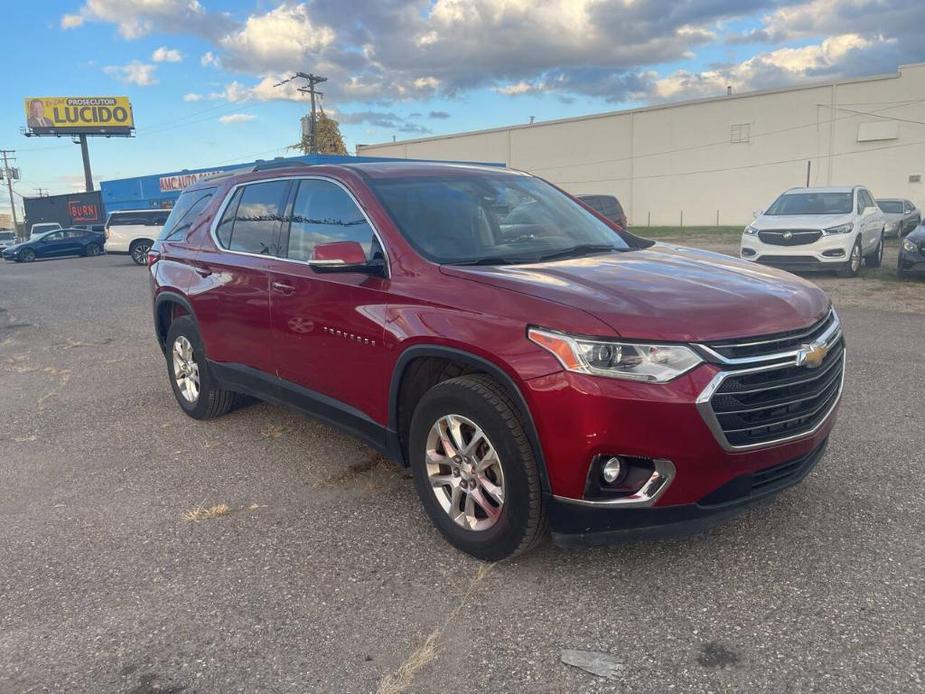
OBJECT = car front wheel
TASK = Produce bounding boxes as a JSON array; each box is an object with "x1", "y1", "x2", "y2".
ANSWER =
[
  {"x1": 130, "y1": 240, "x2": 151, "y2": 266},
  {"x1": 18, "y1": 248, "x2": 35, "y2": 263},
  {"x1": 864, "y1": 230, "x2": 884, "y2": 268},
  {"x1": 409, "y1": 375, "x2": 546, "y2": 560},
  {"x1": 837, "y1": 238, "x2": 862, "y2": 277},
  {"x1": 165, "y1": 316, "x2": 235, "y2": 420}
]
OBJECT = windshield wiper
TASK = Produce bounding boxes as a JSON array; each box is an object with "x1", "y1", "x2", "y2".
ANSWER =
[
  {"x1": 535, "y1": 244, "x2": 620, "y2": 262},
  {"x1": 452, "y1": 256, "x2": 531, "y2": 266}
]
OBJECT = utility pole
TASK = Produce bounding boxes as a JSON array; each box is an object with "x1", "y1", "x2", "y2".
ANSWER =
[
  {"x1": 0, "y1": 150, "x2": 20, "y2": 236},
  {"x1": 274, "y1": 72, "x2": 327, "y2": 154},
  {"x1": 34, "y1": 187, "x2": 48, "y2": 197}
]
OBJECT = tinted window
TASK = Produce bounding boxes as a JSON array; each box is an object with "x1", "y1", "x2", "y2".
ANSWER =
[
  {"x1": 371, "y1": 173, "x2": 629, "y2": 265},
  {"x1": 286, "y1": 180, "x2": 376, "y2": 261},
  {"x1": 159, "y1": 188, "x2": 215, "y2": 241},
  {"x1": 44, "y1": 231, "x2": 64, "y2": 241},
  {"x1": 227, "y1": 181, "x2": 289, "y2": 255},
  {"x1": 878, "y1": 200, "x2": 903, "y2": 213},
  {"x1": 0, "y1": 231, "x2": 15, "y2": 241},
  {"x1": 766, "y1": 192, "x2": 853, "y2": 215},
  {"x1": 215, "y1": 188, "x2": 242, "y2": 248}
]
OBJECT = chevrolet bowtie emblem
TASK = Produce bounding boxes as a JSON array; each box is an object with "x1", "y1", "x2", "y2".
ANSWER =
[{"x1": 795, "y1": 341, "x2": 828, "y2": 368}]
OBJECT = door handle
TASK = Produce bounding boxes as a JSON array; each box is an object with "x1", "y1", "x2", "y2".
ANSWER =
[
  {"x1": 194, "y1": 267, "x2": 212, "y2": 278},
  {"x1": 272, "y1": 281, "x2": 296, "y2": 295}
]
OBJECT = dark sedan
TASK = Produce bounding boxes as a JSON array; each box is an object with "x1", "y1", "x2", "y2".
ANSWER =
[
  {"x1": 2, "y1": 228, "x2": 104, "y2": 263},
  {"x1": 898, "y1": 223, "x2": 925, "y2": 278}
]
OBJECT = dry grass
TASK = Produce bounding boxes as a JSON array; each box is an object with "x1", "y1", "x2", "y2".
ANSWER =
[
  {"x1": 183, "y1": 503, "x2": 231, "y2": 522},
  {"x1": 377, "y1": 562, "x2": 495, "y2": 694}
]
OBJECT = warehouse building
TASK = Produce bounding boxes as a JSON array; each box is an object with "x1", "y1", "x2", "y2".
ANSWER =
[{"x1": 358, "y1": 63, "x2": 925, "y2": 227}]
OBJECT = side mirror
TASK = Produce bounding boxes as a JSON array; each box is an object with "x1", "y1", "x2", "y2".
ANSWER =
[
  {"x1": 752, "y1": 209, "x2": 764, "y2": 219},
  {"x1": 308, "y1": 241, "x2": 386, "y2": 277},
  {"x1": 864, "y1": 206, "x2": 879, "y2": 215}
]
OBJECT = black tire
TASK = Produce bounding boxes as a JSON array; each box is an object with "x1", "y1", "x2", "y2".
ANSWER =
[
  {"x1": 408, "y1": 375, "x2": 547, "y2": 560},
  {"x1": 130, "y1": 240, "x2": 152, "y2": 266},
  {"x1": 864, "y1": 230, "x2": 884, "y2": 268},
  {"x1": 18, "y1": 248, "x2": 35, "y2": 263},
  {"x1": 84, "y1": 242, "x2": 101, "y2": 257},
  {"x1": 897, "y1": 256, "x2": 909, "y2": 279},
  {"x1": 165, "y1": 316, "x2": 235, "y2": 420},
  {"x1": 836, "y1": 238, "x2": 862, "y2": 278}
]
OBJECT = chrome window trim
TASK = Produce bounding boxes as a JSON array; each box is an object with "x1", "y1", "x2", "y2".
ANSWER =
[
  {"x1": 695, "y1": 310, "x2": 840, "y2": 366},
  {"x1": 207, "y1": 174, "x2": 391, "y2": 278},
  {"x1": 553, "y1": 459, "x2": 675, "y2": 508},
  {"x1": 696, "y1": 347, "x2": 846, "y2": 452}
]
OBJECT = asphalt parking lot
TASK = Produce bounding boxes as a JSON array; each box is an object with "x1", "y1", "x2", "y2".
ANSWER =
[{"x1": 1, "y1": 250, "x2": 923, "y2": 693}]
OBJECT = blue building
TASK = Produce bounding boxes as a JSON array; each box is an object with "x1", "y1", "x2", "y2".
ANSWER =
[{"x1": 100, "y1": 153, "x2": 472, "y2": 213}]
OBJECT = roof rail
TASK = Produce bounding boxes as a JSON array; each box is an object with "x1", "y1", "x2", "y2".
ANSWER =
[{"x1": 251, "y1": 159, "x2": 313, "y2": 172}]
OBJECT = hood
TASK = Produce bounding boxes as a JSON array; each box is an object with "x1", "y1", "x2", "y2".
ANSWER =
[
  {"x1": 906, "y1": 225, "x2": 925, "y2": 241},
  {"x1": 440, "y1": 244, "x2": 830, "y2": 342},
  {"x1": 753, "y1": 213, "x2": 851, "y2": 231},
  {"x1": 2, "y1": 242, "x2": 23, "y2": 252},
  {"x1": 880, "y1": 212, "x2": 904, "y2": 224}
]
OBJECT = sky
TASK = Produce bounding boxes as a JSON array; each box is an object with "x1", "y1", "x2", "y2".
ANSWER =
[{"x1": 3, "y1": 0, "x2": 925, "y2": 218}]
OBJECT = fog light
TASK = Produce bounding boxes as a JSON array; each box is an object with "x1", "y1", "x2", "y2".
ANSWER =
[
  {"x1": 741, "y1": 247, "x2": 756, "y2": 257},
  {"x1": 822, "y1": 248, "x2": 845, "y2": 258},
  {"x1": 601, "y1": 457, "x2": 623, "y2": 484}
]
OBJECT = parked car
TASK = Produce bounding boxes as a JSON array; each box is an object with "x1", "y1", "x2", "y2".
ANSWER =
[
  {"x1": 0, "y1": 229, "x2": 17, "y2": 251},
  {"x1": 150, "y1": 162, "x2": 844, "y2": 559},
  {"x1": 105, "y1": 209, "x2": 169, "y2": 265},
  {"x1": 576, "y1": 194, "x2": 627, "y2": 227},
  {"x1": 741, "y1": 186, "x2": 885, "y2": 277},
  {"x1": 898, "y1": 222, "x2": 925, "y2": 278},
  {"x1": 2, "y1": 227, "x2": 103, "y2": 262},
  {"x1": 29, "y1": 222, "x2": 62, "y2": 239},
  {"x1": 876, "y1": 198, "x2": 920, "y2": 238}
]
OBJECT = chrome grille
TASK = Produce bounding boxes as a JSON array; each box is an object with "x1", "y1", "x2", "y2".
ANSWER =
[
  {"x1": 696, "y1": 310, "x2": 844, "y2": 450},
  {"x1": 757, "y1": 229, "x2": 822, "y2": 246},
  {"x1": 702, "y1": 310, "x2": 836, "y2": 362}
]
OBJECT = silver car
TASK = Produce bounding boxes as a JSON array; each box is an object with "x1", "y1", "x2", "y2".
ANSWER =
[{"x1": 876, "y1": 198, "x2": 920, "y2": 238}]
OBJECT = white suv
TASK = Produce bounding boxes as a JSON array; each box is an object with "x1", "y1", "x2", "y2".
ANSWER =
[
  {"x1": 741, "y1": 186, "x2": 885, "y2": 277},
  {"x1": 105, "y1": 209, "x2": 169, "y2": 265}
]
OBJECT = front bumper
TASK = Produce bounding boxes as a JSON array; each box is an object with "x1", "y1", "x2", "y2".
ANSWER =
[
  {"x1": 898, "y1": 244, "x2": 925, "y2": 275},
  {"x1": 740, "y1": 233, "x2": 852, "y2": 271},
  {"x1": 550, "y1": 438, "x2": 827, "y2": 545}
]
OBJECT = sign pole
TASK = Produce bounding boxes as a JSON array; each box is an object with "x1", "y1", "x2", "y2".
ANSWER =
[
  {"x1": 1, "y1": 150, "x2": 20, "y2": 236},
  {"x1": 79, "y1": 134, "x2": 94, "y2": 192}
]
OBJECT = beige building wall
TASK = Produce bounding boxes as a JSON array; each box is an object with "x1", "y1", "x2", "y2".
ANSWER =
[{"x1": 358, "y1": 63, "x2": 925, "y2": 227}]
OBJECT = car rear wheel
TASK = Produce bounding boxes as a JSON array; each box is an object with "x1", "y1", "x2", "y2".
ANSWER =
[
  {"x1": 18, "y1": 248, "x2": 35, "y2": 263},
  {"x1": 84, "y1": 242, "x2": 101, "y2": 257},
  {"x1": 165, "y1": 316, "x2": 235, "y2": 420},
  {"x1": 130, "y1": 240, "x2": 151, "y2": 266},
  {"x1": 409, "y1": 375, "x2": 546, "y2": 560},
  {"x1": 837, "y1": 238, "x2": 862, "y2": 277},
  {"x1": 864, "y1": 230, "x2": 884, "y2": 268}
]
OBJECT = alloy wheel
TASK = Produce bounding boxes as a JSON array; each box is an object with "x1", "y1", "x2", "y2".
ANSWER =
[
  {"x1": 425, "y1": 414, "x2": 505, "y2": 531},
  {"x1": 172, "y1": 335, "x2": 200, "y2": 403},
  {"x1": 132, "y1": 242, "x2": 151, "y2": 265},
  {"x1": 850, "y1": 242, "x2": 861, "y2": 273}
]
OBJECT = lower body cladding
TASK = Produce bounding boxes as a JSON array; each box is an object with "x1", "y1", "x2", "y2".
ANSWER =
[{"x1": 524, "y1": 354, "x2": 842, "y2": 546}]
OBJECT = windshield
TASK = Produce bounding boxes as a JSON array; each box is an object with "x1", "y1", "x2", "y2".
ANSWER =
[
  {"x1": 877, "y1": 201, "x2": 903, "y2": 214},
  {"x1": 369, "y1": 173, "x2": 630, "y2": 265},
  {"x1": 30, "y1": 230, "x2": 56, "y2": 241},
  {"x1": 0, "y1": 231, "x2": 15, "y2": 241},
  {"x1": 765, "y1": 192, "x2": 853, "y2": 216}
]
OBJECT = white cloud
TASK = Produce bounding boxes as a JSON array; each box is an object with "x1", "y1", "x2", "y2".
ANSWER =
[
  {"x1": 103, "y1": 61, "x2": 159, "y2": 86},
  {"x1": 68, "y1": 0, "x2": 235, "y2": 40},
  {"x1": 152, "y1": 46, "x2": 182, "y2": 62},
  {"x1": 183, "y1": 92, "x2": 203, "y2": 102},
  {"x1": 201, "y1": 50, "x2": 220, "y2": 68},
  {"x1": 60, "y1": 13, "x2": 84, "y2": 29},
  {"x1": 218, "y1": 113, "x2": 256, "y2": 124},
  {"x1": 219, "y1": 3, "x2": 336, "y2": 73}
]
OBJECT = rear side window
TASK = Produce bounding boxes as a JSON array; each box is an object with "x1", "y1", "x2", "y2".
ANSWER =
[
  {"x1": 216, "y1": 181, "x2": 290, "y2": 255},
  {"x1": 108, "y1": 211, "x2": 168, "y2": 227},
  {"x1": 285, "y1": 179, "x2": 376, "y2": 261},
  {"x1": 158, "y1": 188, "x2": 215, "y2": 241}
]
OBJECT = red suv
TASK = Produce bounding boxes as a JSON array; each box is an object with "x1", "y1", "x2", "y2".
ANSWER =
[{"x1": 149, "y1": 162, "x2": 844, "y2": 560}]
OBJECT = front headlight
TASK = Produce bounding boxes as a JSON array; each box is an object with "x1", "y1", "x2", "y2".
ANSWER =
[
  {"x1": 903, "y1": 238, "x2": 917, "y2": 253},
  {"x1": 744, "y1": 224, "x2": 759, "y2": 235},
  {"x1": 528, "y1": 328, "x2": 703, "y2": 383},
  {"x1": 823, "y1": 222, "x2": 854, "y2": 235}
]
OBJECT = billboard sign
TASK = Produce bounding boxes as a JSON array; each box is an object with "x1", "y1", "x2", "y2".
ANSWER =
[
  {"x1": 24, "y1": 97, "x2": 134, "y2": 136},
  {"x1": 158, "y1": 170, "x2": 225, "y2": 193},
  {"x1": 68, "y1": 198, "x2": 101, "y2": 223}
]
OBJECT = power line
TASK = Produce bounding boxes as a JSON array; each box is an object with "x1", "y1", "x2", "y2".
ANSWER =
[
  {"x1": 275, "y1": 72, "x2": 326, "y2": 154},
  {"x1": 529, "y1": 97, "x2": 925, "y2": 174},
  {"x1": 554, "y1": 134, "x2": 925, "y2": 185}
]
